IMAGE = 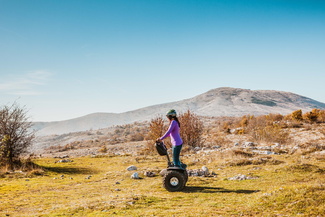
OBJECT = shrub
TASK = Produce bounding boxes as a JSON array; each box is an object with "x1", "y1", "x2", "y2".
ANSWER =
[
  {"x1": 303, "y1": 108, "x2": 320, "y2": 123},
  {"x1": 146, "y1": 116, "x2": 166, "y2": 153},
  {"x1": 98, "y1": 146, "x2": 108, "y2": 153},
  {"x1": 244, "y1": 115, "x2": 290, "y2": 144},
  {"x1": 291, "y1": 109, "x2": 303, "y2": 121},
  {"x1": 178, "y1": 110, "x2": 204, "y2": 148}
]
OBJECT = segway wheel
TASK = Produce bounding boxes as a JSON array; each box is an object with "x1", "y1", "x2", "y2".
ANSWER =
[
  {"x1": 163, "y1": 170, "x2": 186, "y2": 192},
  {"x1": 183, "y1": 170, "x2": 188, "y2": 184}
]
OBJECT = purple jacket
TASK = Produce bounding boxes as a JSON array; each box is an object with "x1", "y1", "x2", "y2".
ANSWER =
[{"x1": 160, "y1": 120, "x2": 183, "y2": 146}]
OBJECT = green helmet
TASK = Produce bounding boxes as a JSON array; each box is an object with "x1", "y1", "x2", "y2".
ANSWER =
[{"x1": 166, "y1": 109, "x2": 177, "y2": 117}]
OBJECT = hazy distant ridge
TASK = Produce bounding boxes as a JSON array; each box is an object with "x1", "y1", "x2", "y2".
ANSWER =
[{"x1": 33, "y1": 87, "x2": 325, "y2": 136}]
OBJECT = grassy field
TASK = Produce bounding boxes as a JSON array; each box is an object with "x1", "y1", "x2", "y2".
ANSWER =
[{"x1": 0, "y1": 153, "x2": 324, "y2": 217}]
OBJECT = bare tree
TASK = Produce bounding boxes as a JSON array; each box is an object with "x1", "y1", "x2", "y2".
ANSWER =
[
  {"x1": 178, "y1": 110, "x2": 204, "y2": 148},
  {"x1": 0, "y1": 103, "x2": 35, "y2": 170},
  {"x1": 146, "y1": 116, "x2": 167, "y2": 153}
]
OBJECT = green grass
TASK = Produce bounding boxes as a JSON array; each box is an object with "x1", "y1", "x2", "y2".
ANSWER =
[{"x1": 0, "y1": 154, "x2": 324, "y2": 217}]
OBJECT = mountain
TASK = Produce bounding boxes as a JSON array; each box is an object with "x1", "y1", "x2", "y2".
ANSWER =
[{"x1": 32, "y1": 87, "x2": 325, "y2": 136}]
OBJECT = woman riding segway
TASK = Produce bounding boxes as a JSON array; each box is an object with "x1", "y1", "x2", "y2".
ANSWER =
[{"x1": 157, "y1": 109, "x2": 183, "y2": 168}]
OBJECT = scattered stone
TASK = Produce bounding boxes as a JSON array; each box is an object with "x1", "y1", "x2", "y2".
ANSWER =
[
  {"x1": 234, "y1": 143, "x2": 240, "y2": 146},
  {"x1": 212, "y1": 146, "x2": 221, "y2": 149},
  {"x1": 56, "y1": 159, "x2": 73, "y2": 163},
  {"x1": 271, "y1": 143, "x2": 281, "y2": 149},
  {"x1": 115, "y1": 181, "x2": 120, "y2": 184},
  {"x1": 201, "y1": 166, "x2": 209, "y2": 176},
  {"x1": 131, "y1": 172, "x2": 140, "y2": 179},
  {"x1": 144, "y1": 171, "x2": 156, "y2": 177},
  {"x1": 230, "y1": 128, "x2": 243, "y2": 134},
  {"x1": 228, "y1": 174, "x2": 259, "y2": 181},
  {"x1": 253, "y1": 150, "x2": 277, "y2": 155},
  {"x1": 85, "y1": 175, "x2": 92, "y2": 179},
  {"x1": 187, "y1": 167, "x2": 212, "y2": 177},
  {"x1": 243, "y1": 142, "x2": 255, "y2": 148},
  {"x1": 127, "y1": 165, "x2": 137, "y2": 171},
  {"x1": 60, "y1": 175, "x2": 64, "y2": 178}
]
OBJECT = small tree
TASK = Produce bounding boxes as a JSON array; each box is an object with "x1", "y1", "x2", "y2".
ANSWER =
[
  {"x1": 146, "y1": 110, "x2": 204, "y2": 153},
  {"x1": 178, "y1": 110, "x2": 204, "y2": 148},
  {"x1": 303, "y1": 108, "x2": 320, "y2": 123},
  {"x1": 0, "y1": 103, "x2": 35, "y2": 170},
  {"x1": 146, "y1": 116, "x2": 166, "y2": 153},
  {"x1": 291, "y1": 109, "x2": 303, "y2": 121}
]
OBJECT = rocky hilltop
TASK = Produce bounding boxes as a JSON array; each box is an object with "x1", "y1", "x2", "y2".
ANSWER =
[{"x1": 32, "y1": 87, "x2": 325, "y2": 136}]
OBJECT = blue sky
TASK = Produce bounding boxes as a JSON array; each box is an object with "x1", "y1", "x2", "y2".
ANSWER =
[{"x1": 0, "y1": 0, "x2": 324, "y2": 121}]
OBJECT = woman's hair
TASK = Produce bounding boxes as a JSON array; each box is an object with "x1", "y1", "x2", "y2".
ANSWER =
[{"x1": 167, "y1": 115, "x2": 181, "y2": 128}]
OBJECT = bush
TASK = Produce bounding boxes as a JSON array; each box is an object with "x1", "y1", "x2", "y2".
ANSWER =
[
  {"x1": 303, "y1": 109, "x2": 320, "y2": 123},
  {"x1": 291, "y1": 109, "x2": 303, "y2": 121},
  {"x1": 244, "y1": 115, "x2": 290, "y2": 144},
  {"x1": 178, "y1": 110, "x2": 204, "y2": 148},
  {"x1": 146, "y1": 116, "x2": 166, "y2": 153}
]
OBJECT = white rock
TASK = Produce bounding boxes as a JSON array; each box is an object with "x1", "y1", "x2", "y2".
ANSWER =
[
  {"x1": 127, "y1": 165, "x2": 137, "y2": 171},
  {"x1": 144, "y1": 171, "x2": 156, "y2": 177},
  {"x1": 243, "y1": 142, "x2": 254, "y2": 147},
  {"x1": 131, "y1": 172, "x2": 140, "y2": 179},
  {"x1": 159, "y1": 169, "x2": 167, "y2": 176},
  {"x1": 201, "y1": 166, "x2": 209, "y2": 175}
]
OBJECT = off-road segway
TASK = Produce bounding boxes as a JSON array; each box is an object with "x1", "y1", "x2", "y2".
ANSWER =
[{"x1": 155, "y1": 141, "x2": 188, "y2": 192}]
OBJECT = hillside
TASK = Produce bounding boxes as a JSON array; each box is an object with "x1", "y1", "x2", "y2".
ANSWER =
[{"x1": 32, "y1": 87, "x2": 325, "y2": 136}]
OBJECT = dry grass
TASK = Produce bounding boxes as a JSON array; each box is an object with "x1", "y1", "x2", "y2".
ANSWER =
[{"x1": 1, "y1": 152, "x2": 324, "y2": 216}]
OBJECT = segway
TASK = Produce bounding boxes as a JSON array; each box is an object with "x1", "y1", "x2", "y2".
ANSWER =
[{"x1": 155, "y1": 141, "x2": 188, "y2": 192}]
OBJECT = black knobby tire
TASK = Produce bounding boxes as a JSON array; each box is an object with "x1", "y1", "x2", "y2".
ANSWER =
[
  {"x1": 163, "y1": 170, "x2": 186, "y2": 192},
  {"x1": 183, "y1": 170, "x2": 188, "y2": 184}
]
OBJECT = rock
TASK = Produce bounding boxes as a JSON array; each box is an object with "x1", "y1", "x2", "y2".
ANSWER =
[
  {"x1": 57, "y1": 159, "x2": 73, "y2": 163},
  {"x1": 144, "y1": 171, "x2": 156, "y2": 177},
  {"x1": 263, "y1": 193, "x2": 272, "y2": 196},
  {"x1": 127, "y1": 165, "x2": 137, "y2": 171},
  {"x1": 243, "y1": 142, "x2": 254, "y2": 148},
  {"x1": 234, "y1": 143, "x2": 240, "y2": 146},
  {"x1": 187, "y1": 167, "x2": 211, "y2": 177},
  {"x1": 253, "y1": 150, "x2": 277, "y2": 155},
  {"x1": 228, "y1": 174, "x2": 258, "y2": 181},
  {"x1": 115, "y1": 181, "x2": 120, "y2": 184},
  {"x1": 85, "y1": 175, "x2": 92, "y2": 179},
  {"x1": 230, "y1": 128, "x2": 243, "y2": 134},
  {"x1": 271, "y1": 143, "x2": 281, "y2": 149},
  {"x1": 201, "y1": 166, "x2": 209, "y2": 176},
  {"x1": 159, "y1": 169, "x2": 168, "y2": 176},
  {"x1": 131, "y1": 172, "x2": 140, "y2": 179},
  {"x1": 212, "y1": 146, "x2": 221, "y2": 149}
]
